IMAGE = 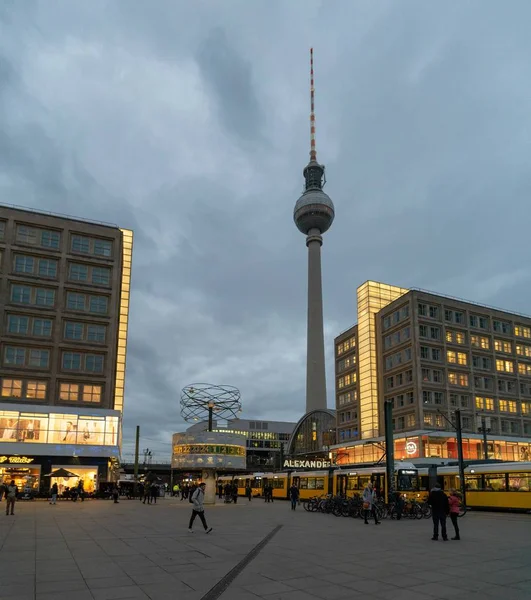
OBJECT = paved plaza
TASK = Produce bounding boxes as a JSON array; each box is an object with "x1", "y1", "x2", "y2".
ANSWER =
[{"x1": 0, "y1": 496, "x2": 530, "y2": 600}]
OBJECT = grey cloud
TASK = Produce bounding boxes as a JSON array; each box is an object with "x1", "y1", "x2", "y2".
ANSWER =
[{"x1": 196, "y1": 28, "x2": 264, "y2": 143}]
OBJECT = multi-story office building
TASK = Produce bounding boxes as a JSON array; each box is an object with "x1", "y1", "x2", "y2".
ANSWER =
[
  {"x1": 183, "y1": 418, "x2": 295, "y2": 470},
  {"x1": 0, "y1": 205, "x2": 132, "y2": 493},
  {"x1": 333, "y1": 281, "x2": 531, "y2": 465}
]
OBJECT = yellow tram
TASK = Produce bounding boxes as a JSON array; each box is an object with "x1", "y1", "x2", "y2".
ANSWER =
[
  {"x1": 417, "y1": 461, "x2": 531, "y2": 511},
  {"x1": 219, "y1": 461, "x2": 531, "y2": 511}
]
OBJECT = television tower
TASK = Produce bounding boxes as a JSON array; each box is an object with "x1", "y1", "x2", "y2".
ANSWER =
[{"x1": 293, "y1": 48, "x2": 335, "y2": 413}]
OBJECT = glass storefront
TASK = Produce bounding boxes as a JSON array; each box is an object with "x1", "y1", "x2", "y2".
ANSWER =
[
  {"x1": 0, "y1": 410, "x2": 118, "y2": 446},
  {"x1": 0, "y1": 465, "x2": 40, "y2": 492},
  {"x1": 51, "y1": 465, "x2": 99, "y2": 494},
  {"x1": 334, "y1": 433, "x2": 531, "y2": 465}
]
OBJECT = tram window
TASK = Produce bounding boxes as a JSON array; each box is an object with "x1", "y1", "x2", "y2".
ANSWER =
[
  {"x1": 359, "y1": 475, "x2": 371, "y2": 489},
  {"x1": 419, "y1": 476, "x2": 429, "y2": 491},
  {"x1": 397, "y1": 475, "x2": 418, "y2": 491},
  {"x1": 271, "y1": 479, "x2": 285, "y2": 489},
  {"x1": 347, "y1": 476, "x2": 359, "y2": 490},
  {"x1": 299, "y1": 478, "x2": 308, "y2": 489},
  {"x1": 508, "y1": 474, "x2": 531, "y2": 491},
  {"x1": 315, "y1": 478, "x2": 325, "y2": 490},
  {"x1": 465, "y1": 475, "x2": 482, "y2": 491},
  {"x1": 484, "y1": 475, "x2": 506, "y2": 491}
]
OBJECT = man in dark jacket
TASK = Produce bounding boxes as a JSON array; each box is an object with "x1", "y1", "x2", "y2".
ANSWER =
[{"x1": 428, "y1": 483, "x2": 449, "y2": 541}]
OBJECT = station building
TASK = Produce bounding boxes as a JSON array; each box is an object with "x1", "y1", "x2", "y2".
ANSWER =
[
  {"x1": 180, "y1": 418, "x2": 295, "y2": 470},
  {"x1": 0, "y1": 205, "x2": 132, "y2": 493},
  {"x1": 332, "y1": 281, "x2": 531, "y2": 466}
]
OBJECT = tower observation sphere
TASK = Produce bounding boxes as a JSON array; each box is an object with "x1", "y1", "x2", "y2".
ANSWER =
[{"x1": 293, "y1": 164, "x2": 335, "y2": 235}]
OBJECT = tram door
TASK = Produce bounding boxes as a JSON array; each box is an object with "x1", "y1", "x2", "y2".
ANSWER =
[
  {"x1": 292, "y1": 475, "x2": 300, "y2": 495},
  {"x1": 337, "y1": 474, "x2": 347, "y2": 496},
  {"x1": 372, "y1": 474, "x2": 384, "y2": 500}
]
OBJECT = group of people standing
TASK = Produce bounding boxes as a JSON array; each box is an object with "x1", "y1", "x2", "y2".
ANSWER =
[{"x1": 361, "y1": 480, "x2": 462, "y2": 540}]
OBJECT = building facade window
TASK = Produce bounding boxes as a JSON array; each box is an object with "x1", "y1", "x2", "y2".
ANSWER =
[
  {"x1": 446, "y1": 330, "x2": 466, "y2": 345},
  {"x1": 474, "y1": 376, "x2": 493, "y2": 391},
  {"x1": 32, "y1": 319, "x2": 52, "y2": 337},
  {"x1": 4, "y1": 346, "x2": 49, "y2": 368},
  {"x1": 337, "y1": 336, "x2": 355, "y2": 355},
  {"x1": 494, "y1": 339, "x2": 512, "y2": 354},
  {"x1": 475, "y1": 396, "x2": 494, "y2": 411},
  {"x1": 518, "y1": 363, "x2": 531, "y2": 377},
  {"x1": 472, "y1": 356, "x2": 491, "y2": 370},
  {"x1": 515, "y1": 325, "x2": 531, "y2": 338},
  {"x1": 493, "y1": 320, "x2": 511, "y2": 334},
  {"x1": 450, "y1": 393, "x2": 469, "y2": 408},
  {"x1": 71, "y1": 235, "x2": 113, "y2": 257},
  {"x1": 496, "y1": 359, "x2": 514, "y2": 373},
  {"x1": 470, "y1": 335, "x2": 490, "y2": 349},
  {"x1": 516, "y1": 344, "x2": 531, "y2": 357},
  {"x1": 448, "y1": 372, "x2": 468, "y2": 387},
  {"x1": 338, "y1": 373, "x2": 356, "y2": 389},
  {"x1": 69, "y1": 263, "x2": 89, "y2": 281},
  {"x1": 499, "y1": 399, "x2": 517, "y2": 414},
  {"x1": 7, "y1": 315, "x2": 29, "y2": 334},
  {"x1": 1, "y1": 378, "x2": 47, "y2": 400},
  {"x1": 16, "y1": 225, "x2": 60, "y2": 249},
  {"x1": 66, "y1": 292, "x2": 109, "y2": 315}
]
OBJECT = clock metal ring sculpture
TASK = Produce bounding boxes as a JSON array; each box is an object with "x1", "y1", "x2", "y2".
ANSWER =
[{"x1": 180, "y1": 383, "x2": 242, "y2": 422}]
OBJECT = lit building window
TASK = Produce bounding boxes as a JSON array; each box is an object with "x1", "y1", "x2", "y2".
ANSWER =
[
  {"x1": 475, "y1": 396, "x2": 494, "y2": 411},
  {"x1": 447, "y1": 350, "x2": 456, "y2": 363},
  {"x1": 471, "y1": 335, "x2": 490, "y2": 349},
  {"x1": 496, "y1": 359, "x2": 514, "y2": 373},
  {"x1": 516, "y1": 344, "x2": 531, "y2": 357},
  {"x1": 494, "y1": 339, "x2": 512, "y2": 354},
  {"x1": 515, "y1": 325, "x2": 531, "y2": 338},
  {"x1": 522, "y1": 402, "x2": 531, "y2": 415},
  {"x1": 448, "y1": 372, "x2": 468, "y2": 387},
  {"x1": 518, "y1": 363, "x2": 531, "y2": 376},
  {"x1": 1, "y1": 379, "x2": 22, "y2": 398},
  {"x1": 499, "y1": 399, "x2": 517, "y2": 413},
  {"x1": 26, "y1": 381, "x2": 47, "y2": 399},
  {"x1": 60, "y1": 383, "x2": 79, "y2": 401}
]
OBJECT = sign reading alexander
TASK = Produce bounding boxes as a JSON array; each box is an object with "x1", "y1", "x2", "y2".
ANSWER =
[
  {"x1": 0, "y1": 456, "x2": 35, "y2": 464},
  {"x1": 283, "y1": 459, "x2": 331, "y2": 469}
]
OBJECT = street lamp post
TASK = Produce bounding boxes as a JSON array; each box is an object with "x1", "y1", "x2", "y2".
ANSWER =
[
  {"x1": 437, "y1": 409, "x2": 466, "y2": 507},
  {"x1": 478, "y1": 415, "x2": 491, "y2": 461}
]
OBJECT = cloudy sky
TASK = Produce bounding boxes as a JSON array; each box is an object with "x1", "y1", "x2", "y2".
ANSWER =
[{"x1": 2, "y1": 1, "x2": 531, "y2": 460}]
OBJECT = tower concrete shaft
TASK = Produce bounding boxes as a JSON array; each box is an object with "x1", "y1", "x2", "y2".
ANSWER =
[{"x1": 305, "y1": 228, "x2": 327, "y2": 412}]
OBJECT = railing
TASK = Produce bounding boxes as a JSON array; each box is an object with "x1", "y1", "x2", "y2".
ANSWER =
[{"x1": 0, "y1": 202, "x2": 118, "y2": 228}]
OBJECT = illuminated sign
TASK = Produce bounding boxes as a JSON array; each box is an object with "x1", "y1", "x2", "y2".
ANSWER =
[
  {"x1": 398, "y1": 469, "x2": 417, "y2": 476},
  {"x1": 0, "y1": 456, "x2": 34, "y2": 464},
  {"x1": 406, "y1": 441, "x2": 417, "y2": 455},
  {"x1": 173, "y1": 444, "x2": 245, "y2": 457},
  {"x1": 283, "y1": 459, "x2": 331, "y2": 469}
]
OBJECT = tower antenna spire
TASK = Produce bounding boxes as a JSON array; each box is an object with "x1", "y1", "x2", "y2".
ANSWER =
[{"x1": 310, "y1": 47, "x2": 317, "y2": 162}]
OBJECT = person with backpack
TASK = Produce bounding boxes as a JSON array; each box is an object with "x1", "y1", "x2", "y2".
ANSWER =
[
  {"x1": 5, "y1": 480, "x2": 17, "y2": 516},
  {"x1": 188, "y1": 483, "x2": 212, "y2": 534}
]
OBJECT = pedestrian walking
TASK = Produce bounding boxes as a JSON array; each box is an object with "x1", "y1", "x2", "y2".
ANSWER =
[
  {"x1": 362, "y1": 482, "x2": 380, "y2": 525},
  {"x1": 5, "y1": 480, "x2": 17, "y2": 516},
  {"x1": 245, "y1": 484, "x2": 252, "y2": 502},
  {"x1": 50, "y1": 483, "x2": 58, "y2": 505},
  {"x1": 112, "y1": 485, "x2": 120, "y2": 503},
  {"x1": 142, "y1": 484, "x2": 150, "y2": 504},
  {"x1": 173, "y1": 483, "x2": 180, "y2": 497},
  {"x1": 188, "y1": 482, "x2": 212, "y2": 534},
  {"x1": 428, "y1": 482, "x2": 449, "y2": 541},
  {"x1": 289, "y1": 484, "x2": 299, "y2": 510},
  {"x1": 448, "y1": 489, "x2": 461, "y2": 540},
  {"x1": 218, "y1": 481, "x2": 224, "y2": 499},
  {"x1": 231, "y1": 483, "x2": 238, "y2": 504},
  {"x1": 393, "y1": 491, "x2": 404, "y2": 520},
  {"x1": 77, "y1": 480, "x2": 85, "y2": 502},
  {"x1": 150, "y1": 483, "x2": 158, "y2": 504}
]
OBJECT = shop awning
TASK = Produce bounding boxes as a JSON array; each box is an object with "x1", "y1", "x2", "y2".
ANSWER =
[{"x1": 45, "y1": 468, "x2": 79, "y2": 478}]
